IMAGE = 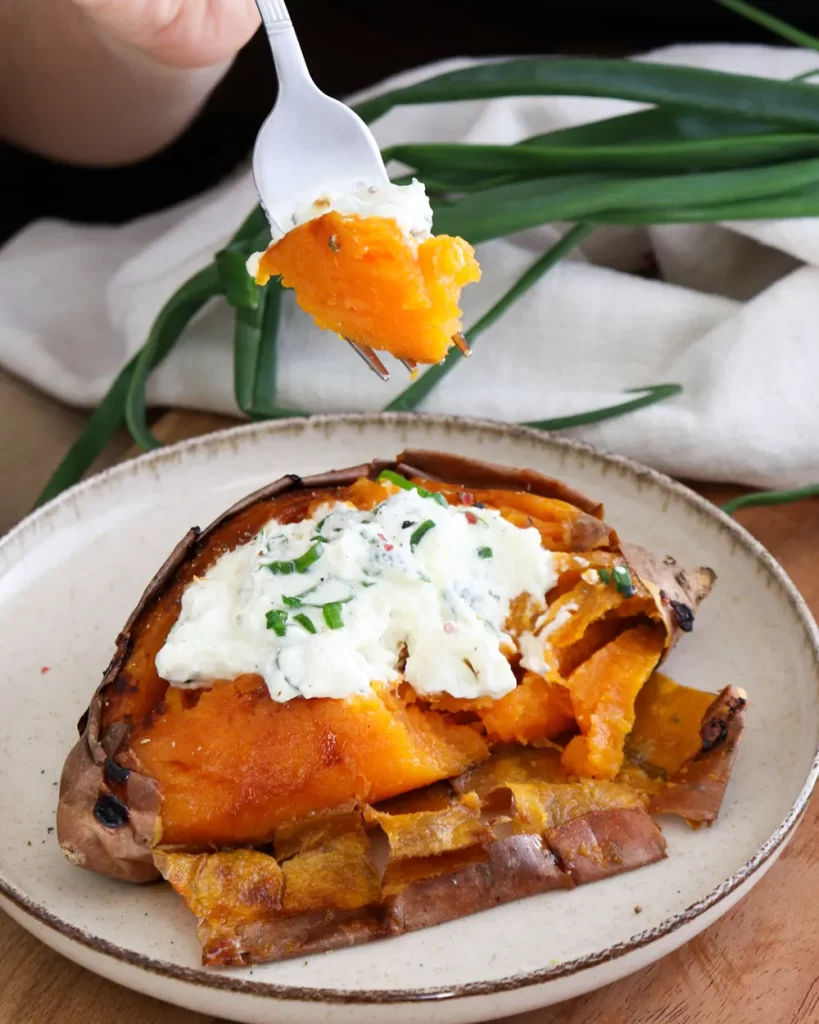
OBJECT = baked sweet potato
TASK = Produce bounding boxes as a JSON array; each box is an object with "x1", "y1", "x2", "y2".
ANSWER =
[{"x1": 56, "y1": 449, "x2": 741, "y2": 966}]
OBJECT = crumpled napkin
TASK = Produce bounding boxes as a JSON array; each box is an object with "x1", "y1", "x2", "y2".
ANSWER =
[{"x1": 1, "y1": 42, "x2": 817, "y2": 488}]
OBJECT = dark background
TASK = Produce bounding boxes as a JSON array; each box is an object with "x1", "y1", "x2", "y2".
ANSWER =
[{"x1": 2, "y1": 0, "x2": 817, "y2": 244}]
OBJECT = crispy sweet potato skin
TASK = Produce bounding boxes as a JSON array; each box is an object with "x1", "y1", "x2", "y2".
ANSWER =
[{"x1": 156, "y1": 798, "x2": 669, "y2": 966}]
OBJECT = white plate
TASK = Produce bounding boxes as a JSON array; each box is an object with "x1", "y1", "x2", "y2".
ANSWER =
[{"x1": 1, "y1": 414, "x2": 817, "y2": 1024}]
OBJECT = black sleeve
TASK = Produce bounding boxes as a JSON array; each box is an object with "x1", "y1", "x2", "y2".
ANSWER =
[{"x1": 1, "y1": 0, "x2": 810, "y2": 245}]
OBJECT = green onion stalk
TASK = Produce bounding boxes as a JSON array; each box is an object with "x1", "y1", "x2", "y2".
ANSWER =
[{"x1": 36, "y1": 0, "x2": 819, "y2": 515}]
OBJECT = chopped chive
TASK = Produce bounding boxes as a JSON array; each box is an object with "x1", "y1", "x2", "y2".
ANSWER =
[
  {"x1": 362, "y1": 580, "x2": 376, "y2": 588},
  {"x1": 598, "y1": 568, "x2": 612, "y2": 584},
  {"x1": 378, "y1": 470, "x2": 449, "y2": 507},
  {"x1": 378, "y1": 470, "x2": 414, "y2": 490},
  {"x1": 410, "y1": 519, "x2": 436, "y2": 551},
  {"x1": 265, "y1": 609, "x2": 288, "y2": 636},
  {"x1": 265, "y1": 541, "x2": 324, "y2": 575},
  {"x1": 282, "y1": 595, "x2": 303, "y2": 607},
  {"x1": 612, "y1": 565, "x2": 636, "y2": 598},
  {"x1": 323, "y1": 602, "x2": 344, "y2": 629},
  {"x1": 477, "y1": 546, "x2": 493, "y2": 559},
  {"x1": 294, "y1": 613, "x2": 317, "y2": 634},
  {"x1": 313, "y1": 515, "x2": 330, "y2": 542}
]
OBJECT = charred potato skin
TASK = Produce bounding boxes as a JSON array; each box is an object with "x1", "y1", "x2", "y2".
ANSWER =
[
  {"x1": 649, "y1": 686, "x2": 747, "y2": 824},
  {"x1": 56, "y1": 450, "x2": 720, "y2": 897}
]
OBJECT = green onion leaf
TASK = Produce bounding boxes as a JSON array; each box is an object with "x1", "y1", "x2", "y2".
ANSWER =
[
  {"x1": 598, "y1": 568, "x2": 612, "y2": 584},
  {"x1": 216, "y1": 248, "x2": 260, "y2": 311},
  {"x1": 432, "y1": 158, "x2": 819, "y2": 245},
  {"x1": 715, "y1": 0, "x2": 819, "y2": 53},
  {"x1": 389, "y1": 133, "x2": 819, "y2": 177},
  {"x1": 230, "y1": 205, "x2": 269, "y2": 247},
  {"x1": 282, "y1": 595, "x2": 303, "y2": 607},
  {"x1": 265, "y1": 541, "x2": 324, "y2": 575},
  {"x1": 477, "y1": 546, "x2": 493, "y2": 559},
  {"x1": 294, "y1": 612, "x2": 317, "y2": 634},
  {"x1": 612, "y1": 565, "x2": 636, "y2": 598},
  {"x1": 33, "y1": 356, "x2": 136, "y2": 509},
  {"x1": 265, "y1": 609, "x2": 288, "y2": 636},
  {"x1": 124, "y1": 264, "x2": 221, "y2": 452},
  {"x1": 410, "y1": 520, "x2": 436, "y2": 551},
  {"x1": 322, "y1": 602, "x2": 345, "y2": 629},
  {"x1": 721, "y1": 483, "x2": 819, "y2": 514},
  {"x1": 355, "y1": 57, "x2": 819, "y2": 132},
  {"x1": 522, "y1": 383, "x2": 683, "y2": 431}
]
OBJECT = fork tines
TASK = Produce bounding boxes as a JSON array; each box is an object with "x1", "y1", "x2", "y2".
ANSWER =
[
  {"x1": 345, "y1": 340, "x2": 390, "y2": 380},
  {"x1": 452, "y1": 332, "x2": 471, "y2": 357},
  {"x1": 344, "y1": 339, "x2": 419, "y2": 381}
]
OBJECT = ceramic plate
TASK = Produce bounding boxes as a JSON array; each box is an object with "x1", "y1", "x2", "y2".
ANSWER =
[{"x1": 1, "y1": 414, "x2": 818, "y2": 1024}]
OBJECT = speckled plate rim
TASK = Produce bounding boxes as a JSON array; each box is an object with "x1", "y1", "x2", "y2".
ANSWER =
[{"x1": 2, "y1": 412, "x2": 818, "y2": 1006}]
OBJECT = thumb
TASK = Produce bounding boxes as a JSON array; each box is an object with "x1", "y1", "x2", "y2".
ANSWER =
[{"x1": 71, "y1": 0, "x2": 262, "y2": 68}]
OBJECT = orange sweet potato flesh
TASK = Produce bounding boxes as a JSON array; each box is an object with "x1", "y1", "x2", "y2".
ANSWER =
[
  {"x1": 104, "y1": 466, "x2": 625, "y2": 848},
  {"x1": 562, "y1": 625, "x2": 666, "y2": 780},
  {"x1": 451, "y1": 745, "x2": 569, "y2": 801},
  {"x1": 256, "y1": 213, "x2": 480, "y2": 363},
  {"x1": 153, "y1": 849, "x2": 283, "y2": 930},
  {"x1": 505, "y1": 779, "x2": 648, "y2": 835},
  {"x1": 132, "y1": 679, "x2": 488, "y2": 847},
  {"x1": 279, "y1": 824, "x2": 380, "y2": 914},
  {"x1": 626, "y1": 672, "x2": 716, "y2": 775},
  {"x1": 366, "y1": 792, "x2": 492, "y2": 860},
  {"x1": 478, "y1": 672, "x2": 575, "y2": 745},
  {"x1": 98, "y1": 475, "x2": 485, "y2": 848}
]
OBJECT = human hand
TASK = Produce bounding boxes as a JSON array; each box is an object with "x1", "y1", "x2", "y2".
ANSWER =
[{"x1": 70, "y1": 0, "x2": 262, "y2": 68}]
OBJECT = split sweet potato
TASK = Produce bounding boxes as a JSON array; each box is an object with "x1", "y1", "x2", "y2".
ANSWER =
[{"x1": 55, "y1": 449, "x2": 741, "y2": 967}]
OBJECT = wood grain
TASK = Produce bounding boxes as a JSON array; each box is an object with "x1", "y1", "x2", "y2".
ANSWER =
[{"x1": 1, "y1": 411, "x2": 817, "y2": 1024}]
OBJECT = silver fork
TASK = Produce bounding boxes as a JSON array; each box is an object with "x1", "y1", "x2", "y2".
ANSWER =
[{"x1": 253, "y1": 0, "x2": 442, "y2": 380}]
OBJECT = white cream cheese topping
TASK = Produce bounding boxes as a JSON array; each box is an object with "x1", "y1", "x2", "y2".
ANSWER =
[
  {"x1": 155, "y1": 486, "x2": 557, "y2": 704},
  {"x1": 291, "y1": 179, "x2": 433, "y2": 241},
  {"x1": 246, "y1": 179, "x2": 433, "y2": 277},
  {"x1": 518, "y1": 601, "x2": 579, "y2": 677}
]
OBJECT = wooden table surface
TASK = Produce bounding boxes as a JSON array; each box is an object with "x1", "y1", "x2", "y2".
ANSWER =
[{"x1": 1, "y1": 407, "x2": 818, "y2": 1024}]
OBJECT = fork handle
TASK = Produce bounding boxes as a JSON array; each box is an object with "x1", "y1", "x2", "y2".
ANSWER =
[
  {"x1": 255, "y1": 0, "x2": 311, "y2": 89},
  {"x1": 256, "y1": 0, "x2": 292, "y2": 32}
]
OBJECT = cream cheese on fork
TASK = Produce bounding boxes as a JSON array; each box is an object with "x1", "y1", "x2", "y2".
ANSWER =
[
  {"x1": 155, "y1": 486, "x2": 557, "y2": 704},
  {"x1": 246, "y1": 179, "x2": 433, "y2": 277}
]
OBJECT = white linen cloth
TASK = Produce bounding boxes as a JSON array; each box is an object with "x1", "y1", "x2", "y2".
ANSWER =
[{"x1": 2, "y1": 43, "x2": 818, "y2": 488}]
